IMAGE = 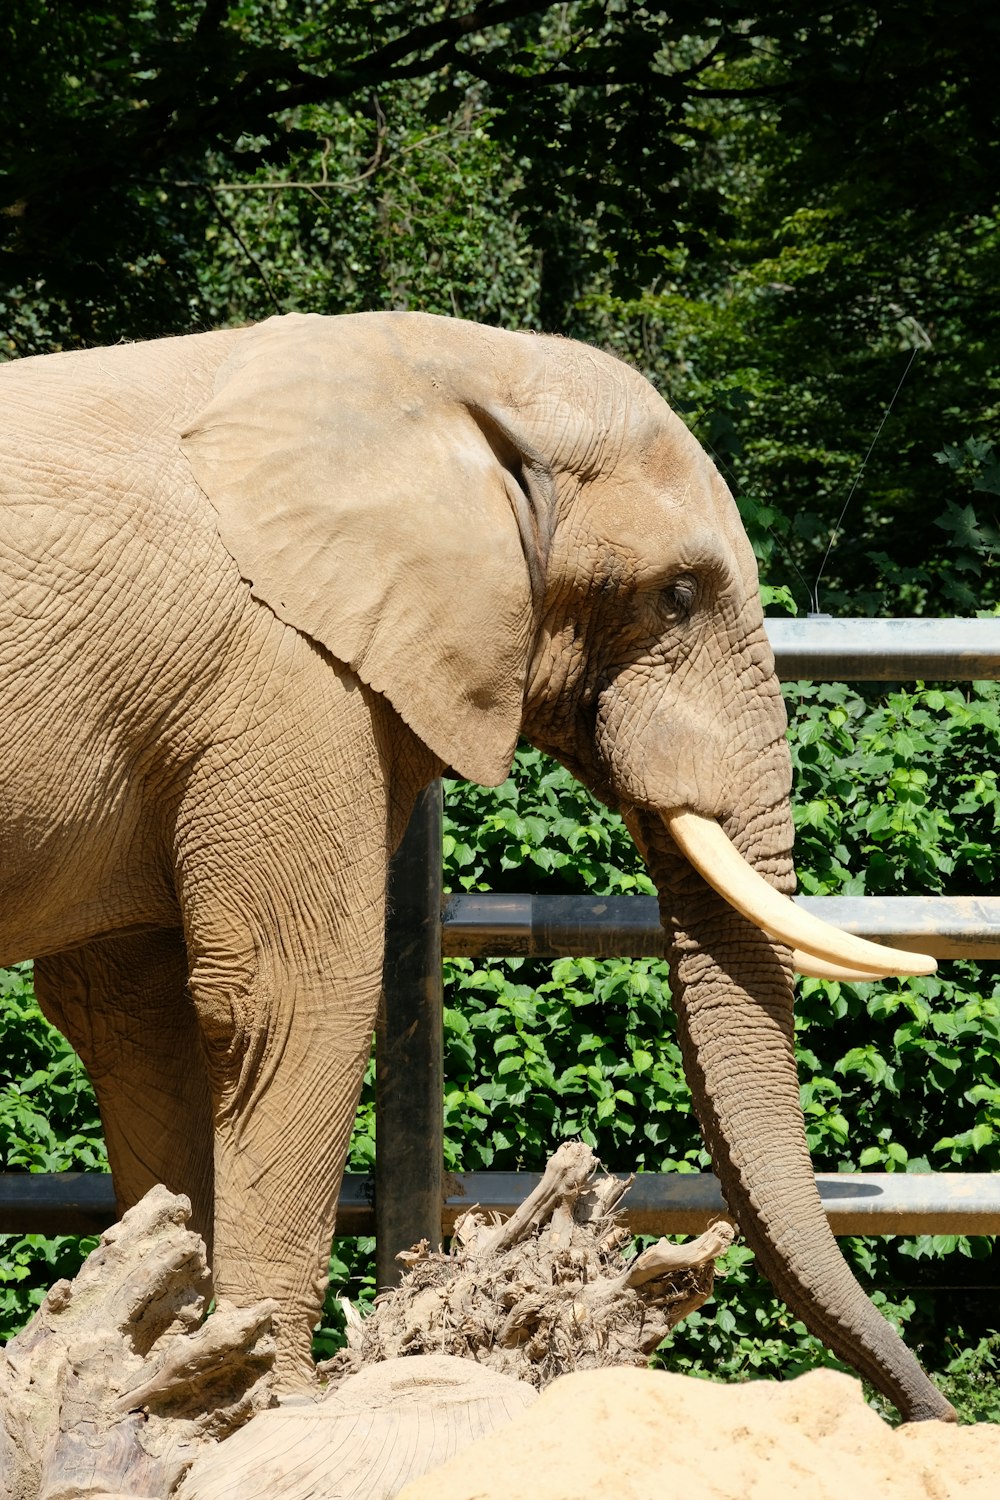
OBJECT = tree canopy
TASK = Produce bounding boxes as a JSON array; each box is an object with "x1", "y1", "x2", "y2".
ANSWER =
[{"x1": 2, "y1": 1, "x2": 996, "y2": 612}]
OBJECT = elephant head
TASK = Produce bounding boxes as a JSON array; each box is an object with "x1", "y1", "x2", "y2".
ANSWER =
[{"x1": 183, "y1": 311, "x2": 950, "y2": 1420}]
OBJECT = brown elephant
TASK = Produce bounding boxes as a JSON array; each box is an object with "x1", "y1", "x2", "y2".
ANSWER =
[{"x1": 0, "y1": 312, "x2": 950, "y2": 1419}]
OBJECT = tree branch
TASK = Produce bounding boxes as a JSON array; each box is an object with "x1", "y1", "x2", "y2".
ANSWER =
[
  {"x1": 195, "y1": 0, "x2": 231, "y2": 41},
  {"x1": 687, "y1": 81, "x2": 796, "y2": 100},
  {"x1": 205, "y1": 187, "x2": 283, "y2": 313}
]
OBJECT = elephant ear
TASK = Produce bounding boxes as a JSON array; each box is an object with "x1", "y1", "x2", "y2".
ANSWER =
[{"x1": 181, "y1": 313, "x2": 537, "y2": 786}]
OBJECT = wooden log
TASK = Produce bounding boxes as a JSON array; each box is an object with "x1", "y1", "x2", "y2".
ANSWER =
[
  {"x1": 176, "y1": 1355, "x2": 538, "y2": 1500},
  {"x1": 0, "y1": 1186, "x2": 276, "y2": 1500},
  {"x1": 1, "y1": 1152, "x2": 734, "y2": 1499},
  {"x1": 178, "y1": 1143, "x2": 735, "y2": 1499}
]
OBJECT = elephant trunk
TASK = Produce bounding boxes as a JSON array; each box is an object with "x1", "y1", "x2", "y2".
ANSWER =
[{"x1": 639, "y1": 818, "x2": 955, "y2": 1423}]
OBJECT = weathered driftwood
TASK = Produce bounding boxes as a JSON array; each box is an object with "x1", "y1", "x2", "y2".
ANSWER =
[
  {"x1": 176, "y1": 1355, "x2": 538, "y2": 1500},
  {"x1": 179, "y1": 1141, "x2": 732, "y2": 1500},
  {"x1": 322, "y1": 1140, "x2": 734, "y2": 1391},
  {"x1": 0, "y1": 1186, "x2": 276, "y2": 1500},
  {"x1": 2, "y1": 1148, "x2": 733, "y2": 1500}
]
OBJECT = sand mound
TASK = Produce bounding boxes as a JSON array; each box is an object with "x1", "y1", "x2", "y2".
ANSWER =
[{"x1": 397, "y1": 1365, "x2": 1000, "y2": 1500}]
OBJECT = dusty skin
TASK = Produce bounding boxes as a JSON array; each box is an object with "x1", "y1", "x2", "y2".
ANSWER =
[
  {"x1": 396, "y1": 1365, "x2": 1000, "y2": 1500},
  {"x1": 0, "y1": 311, "x2": 945, "y2": 1413}
]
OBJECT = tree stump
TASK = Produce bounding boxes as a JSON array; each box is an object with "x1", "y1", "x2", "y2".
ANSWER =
[
  {"x1": 322, "y1": 1139, "x2": 734, "y2": 1390},
  {"x1": 0, "y1": 1186, "x2": 276, "y2": 1500},
  {"x1": 175, "y1": 1355, "x2": 538, "y2": 1500},
  {"x1": 1, "y1": 1146, "x2": 733, "y2": 1499},
  {"x1": 177, "y1": 1141, "x2": 732, "y2": 1500}
]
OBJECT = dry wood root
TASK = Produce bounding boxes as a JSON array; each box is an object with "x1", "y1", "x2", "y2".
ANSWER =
[
  {"x1": 322, "y1": 1141, "x2": 734, "y2": 1391},
  {"x1": 0, "y1": 1186, "x2": 277, "y2": 1500}
]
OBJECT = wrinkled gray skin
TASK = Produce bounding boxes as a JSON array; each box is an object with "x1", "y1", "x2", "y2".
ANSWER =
[{"x1": 0, "y1": 313, "x2": 951, "y2": 1419}]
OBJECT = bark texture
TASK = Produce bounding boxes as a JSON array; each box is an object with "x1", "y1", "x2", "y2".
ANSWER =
[
  {"x1": 322, "y1": 1140, "x2": 733, "y2": 1390},
  {"x1": 0, "y1": 1152, "x2": 732, "y2": 1500},
  {"x1": 176, "y1": 1356, "x2": 538, "y2": 1500},
  {"x1": 0, "y1": 1187, "x2": 276, "y2": 1500}
]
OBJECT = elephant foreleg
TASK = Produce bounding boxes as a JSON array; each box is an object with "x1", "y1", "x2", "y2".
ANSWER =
[
  {"x1": 33, "y1": 929, "x2": 214, "y2": 1255},
  {"x1": 172, "y1": 666, "x2": 394, "y2": 1391},
  {"x1": 177, "y1": 864, "x2": 384, "y2": 1393}
]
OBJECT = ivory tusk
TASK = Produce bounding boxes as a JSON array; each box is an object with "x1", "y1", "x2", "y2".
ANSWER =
[
  {"x1": 664, "y1": 809, "x2": 937, "y2": 979},
  {"x1": 791, "y1": 950, "x2": 885, "y2": 983}
]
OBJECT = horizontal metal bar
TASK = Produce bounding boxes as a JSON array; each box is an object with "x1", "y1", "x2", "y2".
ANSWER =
[
  {"x1": 442, "y1": 893, "x2": 1000, "y2": 960},
  {"x1": 5, "y1": 1171, "x2": 997, "y2": 1240},
  {"x1": 796, "y1": 895, "x2": 1000, "y2": 959},
  {"x1": 442, "y1": 894, "x2": 667, "y2": 959},
  {"x1": 0, "y1": 1173, "x2": 377, "y2": 1239},
  {"x1": 0, "y1": 1173, "x2": 118, "y2": 1236},
  {"x1": 444, "y1": 1172, "x2": 1000, "y2": 1238},
  {"x1": 765, "y1": 616, "x2": 1000, "y2": 682}
]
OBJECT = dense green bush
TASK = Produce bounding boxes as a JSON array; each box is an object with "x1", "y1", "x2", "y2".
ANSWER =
[
  {"x1": 0, "y1": 964, "x2": 104, "y2": 1338},
  {"x1": 2, "y1": 680, "x2": 999, "y2": 1416}
]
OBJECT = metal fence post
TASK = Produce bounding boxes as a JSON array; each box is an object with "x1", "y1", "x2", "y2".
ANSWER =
[{"x1": 375, "y1": 779, "x2": 444, "y2": 1289}]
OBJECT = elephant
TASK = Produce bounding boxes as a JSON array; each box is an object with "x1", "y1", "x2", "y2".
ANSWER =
[{"x1": 0, "y1": 311, "x2": 952, "y2": 1420}]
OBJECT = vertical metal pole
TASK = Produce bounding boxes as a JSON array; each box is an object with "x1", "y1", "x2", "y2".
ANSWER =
[{"x1": 375, "y1": 780, "x2": 444, "y2": 1289}]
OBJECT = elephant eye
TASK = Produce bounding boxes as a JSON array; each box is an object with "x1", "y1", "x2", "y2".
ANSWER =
[{"x1": 662, "y1": 574, "x2": 698, "y2": 619}]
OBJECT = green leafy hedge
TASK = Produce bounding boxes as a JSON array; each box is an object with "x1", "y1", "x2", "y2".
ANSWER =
[
  {"x1": 2, "y1": 682, "x2": 999, "y2": 1417},
  {"x1": 0, "y1": 964, "x2": 104, "y2": 1336}
]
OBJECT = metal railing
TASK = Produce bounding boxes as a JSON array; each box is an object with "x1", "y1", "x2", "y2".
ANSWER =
[{"x1": 4, "y1": 617, "x2": 1000, "y2": 1282}]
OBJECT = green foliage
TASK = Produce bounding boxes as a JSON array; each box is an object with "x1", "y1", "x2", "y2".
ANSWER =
[
  {"x1": 789, "y1": 679, "x2": 1000, "y2": 900},
  {"x1": 935, "y1": 1333, "x2": 1000, "y2": 1426},
  {"x1": 440, "y1": 955, "x2": 697, "y2": 1176},
  {"x1": 659, "y1": 1238, "x2": 917, "y2": 1401},
  {"x1": 2, "y1": 3, "x2": 996, "y2": 616},
  {"x1": 443, "y1": 747, "x2": 652, "y2": 896},
  {"x1": 0, "y1": 966, "x2": 104, "y2": 1173},
  {"x1": 314, "y1": 1234, "x2": 377, "y2": 1363},
  {"x1": 186, "y1": 85, "x2": 542, "y2": 335},
  {"x1": 0, "y1": 964, "x2": 105, "y2": 1339}
]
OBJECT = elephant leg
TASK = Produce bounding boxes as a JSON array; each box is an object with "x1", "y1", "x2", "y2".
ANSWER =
[
  {"x1": 173, "y1": 683, "x2": 391, "y2": 1391},
  {"x1": 176, "y1": 857, "x2": 384, "y2": 1392},
  {"x1": 33, "y1": 929, "x2": 214, "y2": 1253}
]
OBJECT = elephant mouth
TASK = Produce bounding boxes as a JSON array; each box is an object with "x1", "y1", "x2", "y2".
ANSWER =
[{"x1": 664, "y1": 810, "x2": 937, "y2": 982}]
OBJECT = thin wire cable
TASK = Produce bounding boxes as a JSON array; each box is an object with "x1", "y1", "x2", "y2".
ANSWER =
[
  {"x1": 702, "y1": 438, "x2": 814, "y2": 611},
  {"x1": 811, "y1": 347, "x2": 920, "y2": 614}
]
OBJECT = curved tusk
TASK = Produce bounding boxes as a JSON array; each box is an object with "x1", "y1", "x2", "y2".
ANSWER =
[
  {"x1": 664, "y1": 809, "x2": 936, "y2": 979},
  {"x1": 792, "y1": 950, "x2": 885, "y2": 983}
]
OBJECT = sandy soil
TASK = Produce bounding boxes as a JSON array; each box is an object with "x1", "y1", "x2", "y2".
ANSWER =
[{"x1": 397, "y1": 1365, "x2": 1000, "y2": 1500}]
